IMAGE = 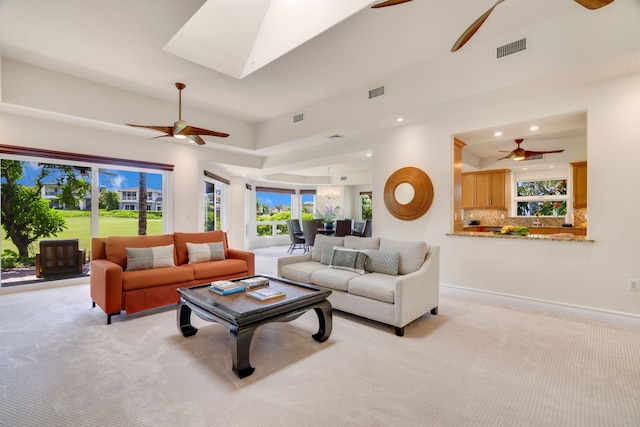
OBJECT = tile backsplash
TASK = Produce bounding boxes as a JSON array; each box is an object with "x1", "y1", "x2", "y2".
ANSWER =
[{"x1": 462, "y1": 208, "x2": 587, "y2": 228}]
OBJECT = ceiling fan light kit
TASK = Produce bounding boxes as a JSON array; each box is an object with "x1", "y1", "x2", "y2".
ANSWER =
[{"x1": 127, "y1": 82, "x2": 229, "y2": 145}]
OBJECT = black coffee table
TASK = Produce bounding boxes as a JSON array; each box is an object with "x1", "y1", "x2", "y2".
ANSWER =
[{"x1": 177, "y1": 275, "x2": 332, "y2": 378}]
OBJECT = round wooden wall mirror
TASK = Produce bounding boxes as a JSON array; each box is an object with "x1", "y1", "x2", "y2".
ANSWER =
[{"x1": 383, "y1": 166, "x2": 434, "y2": 221}]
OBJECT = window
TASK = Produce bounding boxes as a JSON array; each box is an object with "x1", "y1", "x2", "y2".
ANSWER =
[
  {"x1": 255, "y1": 187, "x2": 293, "y2": 237},
  {"x1": 360, "y1": 192, "x2": 372, "y2": 220},
  {"x1": 300, "y1": 190, "x2": 316, "y2": 220},
  {"x1": 1, "y1": 144, "x2": 173, "y2": 287},
  {"x1": 204, "y1": 171, "x2": 229, "y2": 232},
  {"x1": 515, "y1": 179, "x2": 568, "y2": 217}
]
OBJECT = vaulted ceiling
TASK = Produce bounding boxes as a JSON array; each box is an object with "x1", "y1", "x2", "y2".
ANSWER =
[{"x1": 0, "y1": 0, "x2": 638, "y2": 183}]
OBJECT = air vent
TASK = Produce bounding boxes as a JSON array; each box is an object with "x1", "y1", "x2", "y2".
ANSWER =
[
  {"x1": 368, "y1": 85, "x2": 385, "y2": 99},
  {"x1": 497, "y1": 38, "x2": 526, "y2": 59},
  {"x1": 522, "y1": 154, "x2": 544, "y2": 161},
  {"x1": 293, "y1": 113, "x2": 304, "y2": 123},
  {"x1": 340, "y1": 176, "x2": 347, "y2": 181}
]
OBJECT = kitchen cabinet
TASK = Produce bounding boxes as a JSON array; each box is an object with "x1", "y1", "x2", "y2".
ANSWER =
[
  {"x1": 571, "y1": 161, "x2": 587, "y2": 208},
  {"x1": 461, "y1": 169, "x2": 510, "y2": 209}
]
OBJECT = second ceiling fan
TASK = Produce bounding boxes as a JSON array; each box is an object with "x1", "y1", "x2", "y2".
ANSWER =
[
  {"x1": 498, "y1": 139, "x2": 564, "y2": 161},
  {"x1": 371, "y1": 0, "x2": 615, "y2": 51}
]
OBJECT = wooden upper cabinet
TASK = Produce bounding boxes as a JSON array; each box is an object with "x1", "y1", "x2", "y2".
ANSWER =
[
  {"x1": 461, "y1": 169, "x2": 510, "y2": 209},
  {"x1": 571, "y1": 161, "x2": 587, "y2": 208}
]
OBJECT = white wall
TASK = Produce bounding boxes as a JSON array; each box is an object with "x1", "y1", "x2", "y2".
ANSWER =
[{"x1": 370, "y1": 71, "x2": 640, "y2": 316}]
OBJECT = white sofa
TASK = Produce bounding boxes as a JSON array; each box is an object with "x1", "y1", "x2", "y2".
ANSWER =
[{"x1": 277, "y1": 234, "x2": 439, "y2": 336}]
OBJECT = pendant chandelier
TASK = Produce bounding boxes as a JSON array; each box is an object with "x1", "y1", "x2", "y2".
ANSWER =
[{"x1": 317, "y1": 167, "x2": 340, "y2": 202}]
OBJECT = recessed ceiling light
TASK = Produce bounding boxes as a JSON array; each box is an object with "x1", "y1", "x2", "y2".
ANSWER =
[
  {"x1": 494, "y1": 131, "x2": 502, "y2": 137},
  {"x1": 549, "y1": 165, "x2": 555, "y2": 168},
  {"x1": 530, "y1": 125, "x2": 539, "y2": 131},
  {"x1": 396, "y1": 117, "x2": 404, "y2": 122},
  {"x1": 522, "y1": 167, "x2": 528, "y2": 170},
  {"x1": 366, "y1": 153, "x2": 372, "y2": 157}
]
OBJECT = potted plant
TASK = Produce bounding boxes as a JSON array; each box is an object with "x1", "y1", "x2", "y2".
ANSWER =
[{"x1": 317, "y1": 204, "x2": 339, "y2": 230}]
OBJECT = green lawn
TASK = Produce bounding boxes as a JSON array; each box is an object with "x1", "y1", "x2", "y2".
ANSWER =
[{"x1": 1, "y1": 213, "x2": 163, "y2": 259}]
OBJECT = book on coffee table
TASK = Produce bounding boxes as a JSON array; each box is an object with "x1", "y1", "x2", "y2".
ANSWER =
[
  {"x1": 239, "y1": 277, "x2": 269, "y2": 289},
  {"x1": 209, "y1": 284, "x2": 245, "y2": 296},
  {"x1": 210, "y1": 280, "x2": 238, "y2": 290},
  {"x1": 246, "y1": 288, "x2": 285, "y2": 301}
]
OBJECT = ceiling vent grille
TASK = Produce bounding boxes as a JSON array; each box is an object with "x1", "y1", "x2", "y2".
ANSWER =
[
  {"x1": 293, "y1": 113, "x2": 304, "y2": 123},
  {"x1": 497, "y1": 38, "x2": 526, "y2": 59},
  {"x1": 369, "y1": 85, "x2": 385, "y2": 99},
  {"x1": 522, "y1": 153, "x2": 544, "y2": 161}
]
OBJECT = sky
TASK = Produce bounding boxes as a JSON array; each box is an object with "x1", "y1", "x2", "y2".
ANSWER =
[
  {"x1": 16, "y1": 162, "x2": 162, "y2": 191},
  {"x1": 257, "y1": 191, "x2": 314, "y2": 208}
]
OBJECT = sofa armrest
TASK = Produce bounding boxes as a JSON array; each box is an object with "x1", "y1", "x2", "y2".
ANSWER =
[
  {"x1": 277, "y1": 252, "x2": 312, "y2": 276},
  {"x1": 227, "y1": 248, "x2": 256, "y2": 276},
  {"x1": 393, "y1": 246, "x2": 440, "y2": 327},
  {"x1": 90, "y1": 259, "x2": 124, "y2": 316}
]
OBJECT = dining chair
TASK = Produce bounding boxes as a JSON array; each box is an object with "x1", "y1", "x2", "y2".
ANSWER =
[
  {"x1": 351, "y1": 221, "x2": 365, "y2": 236},
  {"x1": 286, "y1": 220, "x2": 306, "y2": 254},
  {"x1": 361, "y1": 219, "x2": 372, "y2": 237},
  {"x1": 334, "y1": 219, "x2": 352, "y2": 237},
  {"x1": 290, "y1": 218, "x2": 303, "y2": 236},
  {"x1": 302, "y1": 219, "x2": 319, "y2": 250}
]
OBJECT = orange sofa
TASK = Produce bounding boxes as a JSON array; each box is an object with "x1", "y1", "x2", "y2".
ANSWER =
[{"x1": 90, "y1": 231, "x2": 255, "y2": 324}]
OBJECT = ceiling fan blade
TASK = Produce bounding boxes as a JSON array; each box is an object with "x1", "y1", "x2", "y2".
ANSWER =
[
  {"x1": 451, "y1": 0, "x2": 506, "y2": 52},
  {"x1": 181, "y1": 125, "x2": 230, "y2": 138},
  {"x1": 126, "y1": 124, "x2": 173, "y2": 136},
  {"x1": 574, "y1": 0, "x2": 614, "y2": 10},
  {"x1": 371, "y1": 0, "x2": 412, "y2": 8},
  {"x1": 524, "y1": 149, "x2": 565, "y2": 157}
]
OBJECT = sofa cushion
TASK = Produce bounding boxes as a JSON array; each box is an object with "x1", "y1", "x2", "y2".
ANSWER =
[
  {"x1": 186, "y1": 241, "x2": 225, "y2": 264},
  {"x1": 105, "y1": 234, "x2": 176, "y2": 269},
  {"x1": 310, "y1": 267, "x2": 360, "y2": 292},
  {"x1": 379, "y1": 238, "x2": 429, "y2": 275},
  {"x1": 122, "y1": 265, "x2": 194, "y2": 291},
  {"x1": 183, "y1": 259, "x2": 248, "y2": 280},
  {"x1": 125, "y1": 244, "x2": 176, "y2": 271},
  {"x1": 344, "y1": 236, "x2": 380, "y2": 250},
  {"x1": 174, "y1": 231, "x2": 228, "y2": 265},
  {"x1": 311, "y1": 234, "x2": 344, "y2": 262},
  {"x1": 363, "y1": 250, "x2": 400, "y2": 275},
  {"x1": 347, "y1": 273, "x2": 396, "y2": 304},
  {"x1": 280, "y1": 261, "x2": 327, "y2": 284},
  {"x1": 329, "y1": 247, "x2": 367, "y2": 274}
]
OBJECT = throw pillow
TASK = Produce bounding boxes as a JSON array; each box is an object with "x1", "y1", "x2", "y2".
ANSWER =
[
  {"x1": 364, "y1": 250, "x2": 400, "y2": 275},
  {"x1": 329, "y1": 247, "x2": 367, "y2": 274},
  {"x1": 125, "y1": 244, "x2": 176, "y2": 271},
  {"x1": 320, "y1": 245, "x2": 335, "y2": 265},
  {"x1": 186, "y1": 242, "x2": 225, "y2": 264}
]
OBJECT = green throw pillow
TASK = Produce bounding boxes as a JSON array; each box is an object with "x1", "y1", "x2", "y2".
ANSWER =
[{"x1": 125, "y1": 244, "x2": 176, "y2": 271}]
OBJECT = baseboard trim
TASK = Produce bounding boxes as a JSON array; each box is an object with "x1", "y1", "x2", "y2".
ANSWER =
[{"x1": 440, "y1": 283, "x2": 640, "y2": 321}]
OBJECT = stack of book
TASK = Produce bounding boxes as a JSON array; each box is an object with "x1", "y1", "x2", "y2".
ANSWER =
[
  {"x1": 238, "y1": 276, "x2": 270, "y2": 289},
  {"x1": 208, "y1": 280, "x2": 245, "y2": 295},
  {"x1": 246, "y1": 288, "x2": 285, "y2": 301}
]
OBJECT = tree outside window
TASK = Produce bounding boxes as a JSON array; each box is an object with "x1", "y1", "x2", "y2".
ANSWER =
[{"x1": 515, "y1": 179, "x2": 568, "y2": 217}]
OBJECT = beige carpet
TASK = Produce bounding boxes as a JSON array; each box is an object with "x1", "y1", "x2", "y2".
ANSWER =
[{"x1": 1, "y1": 256, "x2": 640, "y2": 426}]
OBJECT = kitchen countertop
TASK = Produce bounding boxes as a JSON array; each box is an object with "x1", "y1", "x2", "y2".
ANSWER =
[{"x1": 448, "y1": 231, "x2": 594, "y2": 242}]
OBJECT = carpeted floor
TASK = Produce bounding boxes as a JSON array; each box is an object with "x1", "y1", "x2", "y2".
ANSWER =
[{"x1": 1, "y1": 246, "x2": 639, "y2": 426}]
